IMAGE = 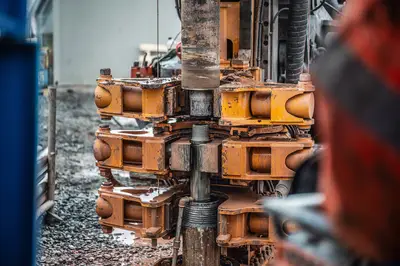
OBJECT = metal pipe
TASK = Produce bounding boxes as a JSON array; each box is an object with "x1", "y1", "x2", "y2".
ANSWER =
[
  {"x1": 182, "y1": 198, "x2": 220, "y2": 266},
  {"x1": 190, "y1": 125, "x2": 211, "y2": 201},
  {"x1": 28, "y1": 0, "x2": 50, "y2": 37},
  {"x1": 47, "y1": 86, "x2": 56, "y2": 217},
  {"x1": 181, "y1": 0, "x2": 220, "y2": 117},
  {"x1": 182, "y1": 125, "x2": 220, "y2": 266},
  {"x1": 256, "y1": 0, "x2": 265, "y2": 67},
  {"x1": 276, "y1": 180, "x2": 293, "y2": 197},
  {"x1": 181, "y1": 0, "x2": 220, "y2": 90},
  {"x1": 36, "y1": 200, "x2": 55, "y2": 220},
  {"x1": 172, "y1": 197, "x2": 193, "y2": 266}
]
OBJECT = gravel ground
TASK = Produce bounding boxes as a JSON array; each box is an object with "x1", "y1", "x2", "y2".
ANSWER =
[{"x1": 36, "y1": 87, "x2": 173, "y2": 266}]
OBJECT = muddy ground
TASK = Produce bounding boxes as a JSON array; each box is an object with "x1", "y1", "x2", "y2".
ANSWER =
[{"x1": 36, "y1": 87, "x2": 173, "y2": 266}]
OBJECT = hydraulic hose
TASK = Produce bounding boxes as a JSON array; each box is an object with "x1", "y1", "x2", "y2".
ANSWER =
[
  {"x1": 175, "y1": 0, "x2": 181, "y2": 21},
  {"x1": 286, "y1": 0, "x2": 309, "y2": 84},
  {"x1": 172, "y1": 197, "x2": 192, "y2": 266}
]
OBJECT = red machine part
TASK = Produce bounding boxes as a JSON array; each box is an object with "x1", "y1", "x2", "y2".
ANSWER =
[
  {"x1": 314, "y1": 0, "x2": 400, "y2": 262},
  {"x1": 176, "y1": 42, "x2": 182, "y2": 60}
]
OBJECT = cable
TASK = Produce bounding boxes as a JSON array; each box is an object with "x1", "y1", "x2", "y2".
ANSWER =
[
  {"x1": 310, "y1": 0, "x2": 326, "y2": 13},
  {"x1": 157, "y1": 0, "x2": 160, "y2": 77},
  {"x1": 324, "y1": 2, "x2": 343, "y2": 14},
  {"x1": 272, "y1": 7, "x2": 289, "y2": 25},
  {"x1": 169, "y1": 31, "x2": 181, "y2": 50},
  {"x1": 268, "y1": 180, "x2": 276, "y2": 193},
  {"x1": 256, "y1": 0, "x2": 266, "y2": 67},
  {"x1": 175, "y1": 0, "x2": 181, "y2": 21}
]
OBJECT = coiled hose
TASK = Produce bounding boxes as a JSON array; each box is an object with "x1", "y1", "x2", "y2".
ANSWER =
[{"x1": 286, "y1": 0, "x2": 309, "y2": 83}]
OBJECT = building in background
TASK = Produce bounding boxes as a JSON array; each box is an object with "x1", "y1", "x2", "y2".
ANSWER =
[{"x1": 34, "y1": 0, "x2": 180, "y2": 85}]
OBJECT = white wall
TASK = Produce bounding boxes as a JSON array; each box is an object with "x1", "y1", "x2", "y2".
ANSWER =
[{"x1": 53, "y1": 0, "x2": 181, "y2": 85}]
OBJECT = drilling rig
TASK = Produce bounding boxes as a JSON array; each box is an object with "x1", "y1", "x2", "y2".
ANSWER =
[{"x1": 94, "y1": 0, "x2": 336, "y2": 265}]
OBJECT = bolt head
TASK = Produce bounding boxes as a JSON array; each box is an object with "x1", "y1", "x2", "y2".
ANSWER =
[
  {"x1": 299, "y1": 73, "x2": 311, "y2": 82},
  {"x1": 101, "y1": 225, "x2": 113, "y2": 234},
  {"x1": 100, "y1": 68, "x2": 111, "y2": 75},
  {"x1": 99, "y1": 124, "x2": 110, "y2": 129},
  {"x1": 101, "y1": 181, "x2": 114, "y2": 191}
]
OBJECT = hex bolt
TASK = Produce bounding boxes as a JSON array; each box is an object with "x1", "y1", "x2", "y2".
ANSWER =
[
  {"x1": 101, "y1": 225, "x2": 113, "y2": 234},
  {"x1": 100, "y1": 68, "x2": 111, "y2": 76},
  {"x1": 99, "y1": 124, "x2": 110, "y2": 131},
  {"x1": 99, "y1": 168, "x2": 121, "y2": 187},
  {"x1": 299, "y1": 73, "x2": 311, "y2": 82},
  {"x1": 100, "y1": 115, "x2": 112, "y2": 121}
]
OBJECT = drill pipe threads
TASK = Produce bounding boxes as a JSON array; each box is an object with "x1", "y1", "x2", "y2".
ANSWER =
[{"x1": 183, "y1": 197, "x2": 221, "y2": 228}]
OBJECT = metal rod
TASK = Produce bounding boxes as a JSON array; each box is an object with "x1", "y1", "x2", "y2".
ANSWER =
[
  {"x1": 47, "y1": 86, "x2": 56, "y2": 218},
  {"x1": 172, "y1": 197, "x2": 192, "y2": 266},
  {"x1": 190, "y1": 125, "x2": 211, "y2": 201},
  {"x1": 157, "y1": 0, "x2": 160, "y2": 77},
  {"x1": 220, "y1": 215, "x2": 228, "y2": 256},
  {"x1": 182, "y1": 124, "x2": 219, "y2": 266},
  {"x1": 256, "y1": 0, "x2": 265, "y2": 67},
  {"x1": 36, "y1": 200, "x2": 55, "y2": 220},
  {"x1": 267, "y1": 0, "x2": 273, "y2": 79}
]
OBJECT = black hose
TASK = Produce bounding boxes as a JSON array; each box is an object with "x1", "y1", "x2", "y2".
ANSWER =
[
  {"x1": 324, "y1": 2, "x2": 343, "y2": 15},
  {"x1": 256, "y1": 0, "x2": 266, "y2": 67},
  {"x1": 175, "y1": 0, "x2": 181, "y2": 21},
  {"x1": 285, "y1": 0, "x2": 309, "y2": 84},
  {"x1": 272, "y1": 8, "x2": 289, "y2": 25},
  {"x1": 311, "y1": 0, "x2": 326, "y2": 13}
]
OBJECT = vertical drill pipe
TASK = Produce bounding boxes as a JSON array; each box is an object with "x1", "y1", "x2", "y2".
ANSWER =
[
  {"x1": 182, "y1": 124, "x2": 219, "y2": 266},
  {"x1": 190, "y1": 125, "x2": 211, "y2": 201},
  {"x1": 182, "y1": 199, "x2": 220, "y2": 266},
  {"x1": 190, "y1": 144, "x2": 211, "y2": 201},
  {"x1": 47, "y1": 86, "x2": 56, "y2": 216},
  {"x1": 286, "y1": 0, "x2": 309, "y2": 83},
  {"x1": 181, "y1": 0, "x2": 220, "y2": 117},
  {"x1": 181, "y1": 0, "x2": 220, "y2": 90},
  {"x1": 182, "y1": 227, "x2": 219, "y2": 266}
]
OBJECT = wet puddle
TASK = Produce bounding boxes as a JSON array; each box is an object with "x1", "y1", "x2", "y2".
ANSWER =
[{"x1": 111, "y1": 228, "x2": 136, "y2": 245}]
